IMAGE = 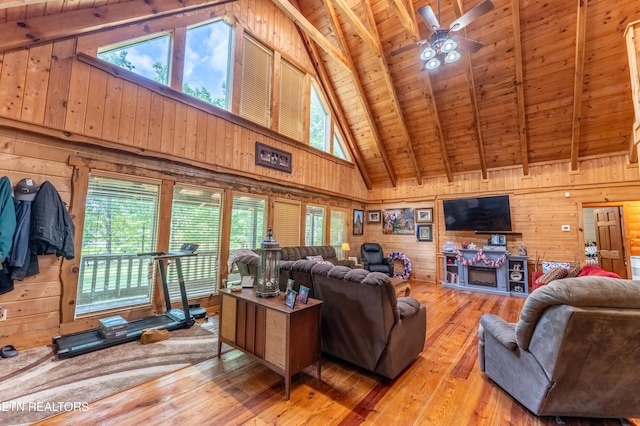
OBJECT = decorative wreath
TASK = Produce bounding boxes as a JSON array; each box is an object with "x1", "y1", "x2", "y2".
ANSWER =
[{"x1": 388, "y1": 251, "x2": 412, "y2": 279}]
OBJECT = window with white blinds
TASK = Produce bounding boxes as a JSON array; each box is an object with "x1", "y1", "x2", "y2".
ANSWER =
[
  {"x1": 76, "y1": 174, "x2": 160, "y2": 316},
  {"x1": 230, "y1": 193, "x2": 267, "y2": 250},
  {"x1": 273, "y1": 199, "x2": 301, "y2": 247},
  {"x1": 239, "y1": 34, "x2": 273, "y2": 127},
  {"x1": 279, "y1": 60, "x2": 304, "y2": 141},
  {"x1": 168, "y1": 185, "x2": 223, "y2": 300},
  {"x1": 305, "y1": 205, "x2": 325, "y2": 245},
  {"x1": 330, "y1": 208, "x2": 348, "y2": 258}
]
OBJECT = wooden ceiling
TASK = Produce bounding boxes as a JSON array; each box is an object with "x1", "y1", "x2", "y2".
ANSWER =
[{"x1": 1, "y1": 0, "x2": 638, "y2": 189}]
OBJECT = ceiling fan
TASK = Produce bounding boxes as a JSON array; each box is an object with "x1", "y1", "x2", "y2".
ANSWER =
[{"x1": 391, "y1": 0, "x2": 494, "y2": 70}]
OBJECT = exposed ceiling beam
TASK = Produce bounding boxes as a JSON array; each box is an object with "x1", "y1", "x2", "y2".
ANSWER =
[
  {"x1": 570, "y1": 0, "x2": 588, "y2": 171},
  {"x1": 452, "y1": 0, "x2": 487, "y2": 180},
  {"x1": 387, "y1": 0, "x2": 419, "y2": 40},
  {"x1": 323, "y1": 0, "x2": 397, "y2": 187},
  {"x1": 362, "y1": 0, "x2": 423, "y2": 184},
  {"x1": 293, "y1": 25, "x2": 373, "y2": 189},
  {"x1": 330, "y1": 0, "x2": 380, "y2": 54},
  {"x1": 420, "y1": 71, "x2": 453, "y2": 182},
  {"x1": 510, "y1": 0, "x2": 529, "y2": 176},
  {"x1": 270, "y1": 0, "x2": 351, "y2": 73},
  {"x1": 630, "y1": 127, "x2": 638, "y2": 164},
  {"x1": 0, "y1": 0, "x2": 235, "y2": 52}
]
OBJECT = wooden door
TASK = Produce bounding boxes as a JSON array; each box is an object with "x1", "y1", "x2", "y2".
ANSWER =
[{"x1": 594, "y1": 207, "x2": 627, "y2": 278}]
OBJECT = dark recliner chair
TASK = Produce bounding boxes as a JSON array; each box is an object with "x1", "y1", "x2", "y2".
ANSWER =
[{"x1": 360, "y1": 243, "x2": 393, "y2": 276}]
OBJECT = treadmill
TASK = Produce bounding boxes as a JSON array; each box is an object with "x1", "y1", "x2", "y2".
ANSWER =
[{"x1": 53, "y1": 248, "x2": 198, "y2": 359}]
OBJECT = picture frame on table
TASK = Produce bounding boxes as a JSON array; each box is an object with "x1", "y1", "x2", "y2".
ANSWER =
[
  {"x1": 416, "y1": 224, "x2": 433, "y2": 242},
  {"x1": 285, "y1": 288, "x2": 298, "y2": 308},
  {"x1": 367, "y1": 210, "x2": 381, "y2": 223},
  {"x1": 415, "y1": 208, "x2": 433, "y2": 223},
  {"x1": 297, "y1": 285, "x2": 310, "y2": 304}
]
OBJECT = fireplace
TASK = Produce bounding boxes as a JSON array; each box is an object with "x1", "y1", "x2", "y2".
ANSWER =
[{"x1": 468, "y1": 266, "x2": 498, "y2": 288}]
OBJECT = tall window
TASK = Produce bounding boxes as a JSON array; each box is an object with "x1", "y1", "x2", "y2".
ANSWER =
[
  {"x1": 168, "y1": 185, "x2": 222, "y2": 300},
  {"x1": 279, "y1": 61, "x2": 304, "y2": 141},
  {"x1": 98, "y1": 34, "x2": 172, "y2": 85},
  {"x1": 240, "y1": 35, "x2": 273, "y2": 127},
  {"x1": 76, "y1": 174, "x2": 160, "y2": 316},
  {"x1": 230, "y1": 193, "x2": 267, "y2": 251},
  {"x1": 309, "y1": 81, "x2": 329, "y2": 151},
  {"x1": 330, "y1": 208, "x2": 348, "y2": 258},
  {"x1": 333, "y1": 127, "x2": 349, "y2": 161},
  {"x1": 183, "y1": 20, "x2": 232, "y2": 108},
  {"x1": 305, "y1": 205, "x2": 325, "y2": 246},
  {"x1": 273, "y1": 199, "x2": 301, "y2": 247}
]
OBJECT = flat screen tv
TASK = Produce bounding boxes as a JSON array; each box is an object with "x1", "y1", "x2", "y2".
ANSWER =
[{"x1": 442, "y1": 195, "x2": 512, "y2": 232}]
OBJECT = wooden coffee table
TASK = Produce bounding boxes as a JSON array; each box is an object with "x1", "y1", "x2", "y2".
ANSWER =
[{"x1": 390, "y1": 277, "x2": 411, "y2": 297}]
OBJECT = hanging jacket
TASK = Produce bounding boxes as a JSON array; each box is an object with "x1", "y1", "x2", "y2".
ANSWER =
[
  {"x1": 30, "y1": 181, "x2": 75, "y2": 259},
  {"x1": 0, "y1": 176, "x2": 17, "y2": 263}
]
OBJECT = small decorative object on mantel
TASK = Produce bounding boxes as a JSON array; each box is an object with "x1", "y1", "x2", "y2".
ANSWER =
[
  {"x1": 518, "y1": 242, "x2": 527, "y2": 256},
  {"x1": 256, "y1": 227, "x2": 281, "y2": 298},
  {"x1": 443, "y1": 241, "x2": 456, "y2": 252},
  {"x1": 468, "y1": 243, "x2": 477, "y2": 250}
]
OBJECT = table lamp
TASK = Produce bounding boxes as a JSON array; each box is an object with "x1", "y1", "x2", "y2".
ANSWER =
[{"x1": 341, "y1": 242, "x2": 350, "y2": 260}]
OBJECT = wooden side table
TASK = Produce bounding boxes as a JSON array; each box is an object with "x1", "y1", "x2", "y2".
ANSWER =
[{"x1": 217, "y1": 288, "x2": 323, "y2": 400}]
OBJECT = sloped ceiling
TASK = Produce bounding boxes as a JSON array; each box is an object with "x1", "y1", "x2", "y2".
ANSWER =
[{"x1": 1, "y1": 0, "x2": 638, "y2": 189}]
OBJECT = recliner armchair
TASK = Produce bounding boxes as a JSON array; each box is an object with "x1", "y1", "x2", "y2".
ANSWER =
[
  {"x1": 360, "y1": 243, "x2": 393, "y2": 276},
  {"x1": 478, "y1": 276, "x2": 640, "y2": 418}
]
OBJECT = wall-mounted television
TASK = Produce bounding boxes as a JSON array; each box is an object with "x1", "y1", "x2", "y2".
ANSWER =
[{"x1": 442, "y1": 195, "x2": 512, "y2": 232}]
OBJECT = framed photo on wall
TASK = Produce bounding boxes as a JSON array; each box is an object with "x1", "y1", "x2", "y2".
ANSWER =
[
  {"x1": 382, "y1": 208, "x2": 415, "y2": 235},
  {"x1": 415, "y1": 208, "x2": 433, "y2": 223},
  {"x1": 367, "y1": 210, "x2": 381, "y2": 223},
  {"x1": 255, "y1": 142, "x2": 292, "y2": 173},
  {"x1": 353, "y1": 209, "x2": 364, "y2": 235},
  {"x1": 417, "y1": 224, "x2": 433, "y2": 242}
]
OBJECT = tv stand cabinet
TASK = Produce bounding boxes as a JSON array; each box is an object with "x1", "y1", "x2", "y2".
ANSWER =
[{"x1": 443, "y1": 250, "x2": 529, "y2": 296}]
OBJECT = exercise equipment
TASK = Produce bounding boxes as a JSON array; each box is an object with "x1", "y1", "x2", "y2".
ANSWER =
[{"x1": 53, "y1": 249, "x2": 198, "y2": 359}]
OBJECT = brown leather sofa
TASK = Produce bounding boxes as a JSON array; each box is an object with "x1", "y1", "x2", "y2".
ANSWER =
[
  {"x1": 478, "y1": 276, "x2": 640, "y2": 418},
  {"x1": 311, "y1": 263, "x2": 426, "y2": 379}
]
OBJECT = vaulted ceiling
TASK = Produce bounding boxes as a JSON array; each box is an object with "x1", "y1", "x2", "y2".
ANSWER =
[{"x1": 1, "y1": 0, "x2": 638, "y2": 189}]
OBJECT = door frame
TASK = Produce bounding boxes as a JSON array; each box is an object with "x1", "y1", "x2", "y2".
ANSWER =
[{"x1": 580, "y1": 202, "x2": 630, "y2": 278}]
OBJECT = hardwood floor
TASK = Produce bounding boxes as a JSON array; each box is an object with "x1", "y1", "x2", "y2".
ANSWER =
[{"x1": 37, "y1": 282, "x2": 639, "y2": 426}]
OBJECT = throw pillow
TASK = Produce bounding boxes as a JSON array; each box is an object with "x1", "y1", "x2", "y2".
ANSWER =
[
  {"x1": 306, "y1": 255, "x2": 324, "y2": 263},
  {"x1": 566, "y1": 265, "x2": 582, "y2": 278},
  {"x1": 537, "y1": 267, "x2": 569, "y2": 285}
]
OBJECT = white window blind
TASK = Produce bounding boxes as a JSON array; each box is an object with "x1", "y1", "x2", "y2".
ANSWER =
[
  {"x1": 240, "y1": 34, "x2": 273, "y2": 127},
  {"x1": 168, "y1": 185, "x2": 223, "y2": 300},
  {"x1": 305, "y1": 205, "x2": 325, "y2": 246},
  {"x1": 279, "y1": 60, "x2": 304, "y2": 141},
  {"x1": 273, "y1": 200, "x2": 301, "y2": 247},
  {"x1": 330, "y1": 208, "x2": 348, "y2": 257},
  {"x1": 76, "y1": 174, "x2": 160, "y2": 316}
]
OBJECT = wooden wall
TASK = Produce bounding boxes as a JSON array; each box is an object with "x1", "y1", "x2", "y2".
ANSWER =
[
  {"x1": 366, "y1": 154, "x2": 640, "y2": 283},
  {"x1": 0, "y1": 0, "x2": 368, "y2": 350}
]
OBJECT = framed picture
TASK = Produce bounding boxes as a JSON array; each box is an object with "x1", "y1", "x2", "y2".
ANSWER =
[
  {"x1": 382, "y1": 208, "x2": 415, "y2": 235},
  {"x1": 415, "y1": 208, "x2": 433, "y2": 223},
  {"x1": 417, "y1": 224, "x2": 433, "y2": 242},
  {"x1": 285, "y1": 288, "x2": 298, "y2": 308},
  {"x1": 353, "y1": 209, "x2": 364, "y2": 235},
  {"x1": 297, "y1": 285, "x2": 310, "y2": 304},
  {"x1": 348, "y1": 256, "x2": 358, "y2": 263},
  {"x1": 255, "y1": 141, "x2": 292, "y2": 173},
  {"x1": 367, "y1": 210, "x2": 381, "y2": 223}
]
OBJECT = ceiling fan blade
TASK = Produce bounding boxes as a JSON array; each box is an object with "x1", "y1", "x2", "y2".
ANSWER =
[
  {"x1": 449, "y1": 0, "x2": 494, "y2": 32},
  {"x1": 452, "y1": 36, "x2": 483, "y2": 53},
  {"x1": 417, "y1": 5, "x2": 441, "y2": 31},
  {"x1": 390, "y1": 40, "x2": 428, "y2": 57}
]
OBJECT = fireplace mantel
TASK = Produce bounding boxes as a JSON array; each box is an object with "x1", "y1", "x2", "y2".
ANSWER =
[{"x1": 442, "y1": 250, "x2": 529, "y2": 296}]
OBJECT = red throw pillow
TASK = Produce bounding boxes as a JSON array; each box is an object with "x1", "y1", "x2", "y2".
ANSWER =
[{"x1": 578, "y1": 265, "x2": 621, "y2": 278}]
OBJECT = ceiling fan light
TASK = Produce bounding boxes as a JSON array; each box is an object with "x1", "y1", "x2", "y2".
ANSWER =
[
  {"x1": 420, "y1": 46, "x2": 437, "y2": 60},
  {"x1": 444, "y1": 50, "x2": 461, "y2": 63},
  {"x1": 441, "y1": 38, "x2": 457, "y2": 53},
  {"x1": 424, "y1": 57, "x2": 441, "y2": 70}
]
